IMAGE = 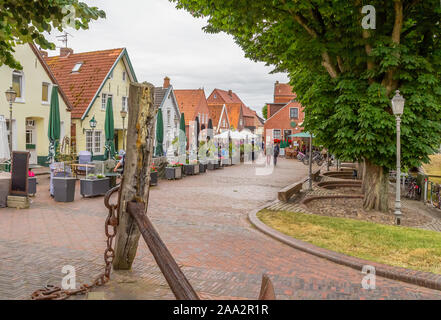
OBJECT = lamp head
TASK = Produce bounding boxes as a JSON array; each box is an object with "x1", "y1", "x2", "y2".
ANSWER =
[
  {"x1": 89, "y1": 115, "x2": 97, "y2": 129},
  {"x1": 5, "y1": 87, "x2": 16, "y2": 104},
  {"x1": 120, "y1": 109, "x2": 128, "y2": 119},
  {"x1": 391, "y1": 90, "x2": 405, "y2": 116}
]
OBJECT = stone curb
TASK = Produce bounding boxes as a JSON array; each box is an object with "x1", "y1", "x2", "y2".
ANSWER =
[{"x1": 248, "y1": 207, "x2": 441, "y2": 292}]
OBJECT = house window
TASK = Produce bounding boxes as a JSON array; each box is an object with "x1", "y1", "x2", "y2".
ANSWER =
[
  {"x1": 239, "y1": 118, "x2": 243, "y2": 126},
  {"x1": 273, "y1": 129, "x2": 281, "y2": 140},
  {"x1": 12, "y1": 70, "x2": 24, "y2": 100},
  {"x1": 214, "y1": 94, "x2": 217, "y2": 99},
  {"x1": 26, "y1": 130, "x2": 33, "y2": 144},
  {"x1": 167, "y1": 109, "x2": 171, "y2": 128},
  {"x1": 122, "y1": 96, "x2": 128, "y2": 111},
  {"x1": 86, "y1": 130, "x2": 102, "y2": 154},
  {"x1": 122, "y1": 72, "x2": 126, "y2": 81},
  {"x1": 290, "y1": 108, "x2": 299, "y2": 119},
  {"x1": 102, "y1": 94, "x2": 113, "y2": 110},
  {"x1": 42, "y1": 82, "x2": 50, "y2": 103},
  {"x1": 72, "y1": 62, "x2": 83, "y2": 73}
]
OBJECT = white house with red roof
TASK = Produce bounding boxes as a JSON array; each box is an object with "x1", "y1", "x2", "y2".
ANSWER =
[{"x1": 45, "y1": 47, "x2": 137, "y2": 158}]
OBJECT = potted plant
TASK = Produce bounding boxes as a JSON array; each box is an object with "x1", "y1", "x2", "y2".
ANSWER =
[
  {"x1": 150, "y1": 165, "x2": 158, "y2": 186},
  {"x1": 184, "y1": 159, "x2": 200, "y2": 175},
  {"x1": 199, "y1": 161, "x2": 207, "y2": 173},
  {"x1": 165, "y1": 162, "x2": 183, "y2": 180},
  {"x1": 52, "y1": 164, "x2": 76, "y2": 202},
  {"x1": 80, "y1": 174, "x2": 110, "y2": 198}
]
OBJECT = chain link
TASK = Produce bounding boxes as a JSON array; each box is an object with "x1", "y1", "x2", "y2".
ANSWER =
[{"x1": 31, "y1": 186, "x2": 120, "y2": 300}]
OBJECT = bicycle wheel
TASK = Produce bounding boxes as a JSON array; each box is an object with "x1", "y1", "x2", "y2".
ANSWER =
[{"x1": 303, "y1": 158, "x2": 309, "y2": 165}]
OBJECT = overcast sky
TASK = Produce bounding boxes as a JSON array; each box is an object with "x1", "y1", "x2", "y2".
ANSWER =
[{"x1": 45, "y1": 0, "x2": 289, "y2": 116}]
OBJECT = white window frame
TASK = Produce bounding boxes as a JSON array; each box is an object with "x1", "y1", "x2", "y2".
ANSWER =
[
  {"x1": 290, "y1": 107, "x2": 299, "y2": 119},
  {"x1": 102, "y1": 93, "x2": 113, "y2": 111},
  {"x1": 122, "y1": 71, "x2": 126, "y2": 81},
  {"x1": 72, "y1": 62, "x2": 83, "y2": 73},
  {"x1": 86, "y1": 130, "x2": 103, "y2": 154},
  {"x1": 42, "y1": 82, "x2": 51, "y2": 104},
  {"x1": 122, "y1": 96, "x2": 128, "y2": 112},
  {"x1": 273, "y1": 129, "x2": 282, "y2": 140},
  {"x1": 12, "y1": 70, "x2": 25, "y2": 103}
]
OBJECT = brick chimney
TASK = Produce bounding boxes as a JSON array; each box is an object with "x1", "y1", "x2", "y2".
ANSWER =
[
  {"x1": 163, "y1": 76, "x2": 170, "y2": 89},
  {"x1": 60, "y1": 47, "x2": 73, "y2": 57},
  {"x1": 228, "y1": 89, "x2": 233, "y2": 97}
]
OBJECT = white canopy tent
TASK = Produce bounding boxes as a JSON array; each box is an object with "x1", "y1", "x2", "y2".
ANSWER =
[
  {"x1": 239, "y1": 130, "x2": 257, "y2": 140},
  {"x1": 0, "y1": 116, "x2": 10, "y2": 162}
]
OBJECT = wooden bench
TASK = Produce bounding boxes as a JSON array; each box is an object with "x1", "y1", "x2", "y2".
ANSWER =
[
  {"x1": 278, "y1": 182, "x2": 303, "y2": 202},
  {"x1": 312, "y1": 168, "x2": 321, "y2": 181}
]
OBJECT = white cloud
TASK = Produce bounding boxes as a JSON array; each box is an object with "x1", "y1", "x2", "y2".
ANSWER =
[{"x1": 45, "y1": 0, "x2": 289, "y2": 115}]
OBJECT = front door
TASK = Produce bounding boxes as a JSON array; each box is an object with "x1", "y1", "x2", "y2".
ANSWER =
[{"x1": 26, "y1": 121, "x2": 37, "y2": 164}]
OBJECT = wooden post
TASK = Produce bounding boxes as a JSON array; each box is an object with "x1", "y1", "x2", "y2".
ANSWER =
[{"x1": 113, "y1": 83, "x2": 157, "y2": 270}]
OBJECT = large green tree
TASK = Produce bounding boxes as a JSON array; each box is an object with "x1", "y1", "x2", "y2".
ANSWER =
[
  {"x1": 171, "y1": 0, "x2": 441, "y2": 212},
  {"x1": 1, "y1": 0, "x2": 105, "y2": 69}
]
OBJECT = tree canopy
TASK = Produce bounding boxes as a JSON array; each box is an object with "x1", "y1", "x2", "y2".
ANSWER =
[
  {"x1": 171, "y1": 0, "x2": 441, "y2": 210},
  {"x1": 0, "y1": 0, "x2": 105, "y2": 69},
  {"x1": 262, "y1": 104, "x2": 268, "y2": 119}
]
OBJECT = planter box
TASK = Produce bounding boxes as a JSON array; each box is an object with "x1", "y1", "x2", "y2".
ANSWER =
[
  {"x1": 53, "y1": 177, "x2": 76, "y2": 202},
  {"x1": 199, "y1": 163, "x2": 207, "y2": 173},
  {"x1": 214, "y1": 162, "x2": 220, "y2": 169},
  {"x1": 80, "y1": 178, "x2": 110, "y2": 198},
  {"x1": 150, "y1": 171, "x2": 158, "y2": 186},
  {"x1": 165, "y1": 167, "x2": 182, "y2": 180},
  {"x1": 207, "y1": 162, "x2": 216, "y2": 171},
  {"x1": 28, "y1": 177, "x2": 37, "y2": 196},
  {"x1": 183, "y1": 164, "x2": 196, "y2": 176}
]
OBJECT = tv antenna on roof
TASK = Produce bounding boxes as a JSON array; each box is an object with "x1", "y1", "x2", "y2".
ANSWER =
[{"x1": 56, "y1": 31, "x2": 73, "y2": 48}]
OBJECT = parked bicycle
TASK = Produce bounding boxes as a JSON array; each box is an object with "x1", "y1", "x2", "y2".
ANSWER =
[
  {"x1": 298, "y1": 151, "x2": 324, "y2": 166},
  {"x1": 405, "y1": 177, "x2": 420, "y2": 200}
]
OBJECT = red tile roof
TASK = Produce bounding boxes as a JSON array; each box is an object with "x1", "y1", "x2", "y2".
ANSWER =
[
  {"x1": 208, "y1": 89, "x2": 244, "y2": 105},
  {"x1": 207, "y1": 104, "x2": 225, "y2": 130},
  {"x1": 45, "y1": 48, "x2": 124, "y2": 119},
  {"x1": 174, "y1": 89, "x2": 209, "y2": 126}
]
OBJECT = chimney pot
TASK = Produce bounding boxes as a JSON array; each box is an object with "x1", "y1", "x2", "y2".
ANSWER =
[
  {"x1": 163, "y1": 76, "x2": 170, "y2": 89},
  {"x1": 60, "y1": 47, "x2": 73, "y2": 57}
]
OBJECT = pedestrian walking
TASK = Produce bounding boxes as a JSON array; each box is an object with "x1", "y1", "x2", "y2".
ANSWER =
[{"x1": 274, "y1": 142, "x2": 280, "y2": 166}]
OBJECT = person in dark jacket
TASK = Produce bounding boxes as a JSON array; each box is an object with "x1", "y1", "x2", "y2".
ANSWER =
[{"x1": 274, "y1": 142, "x2": 280, "y2": 166}]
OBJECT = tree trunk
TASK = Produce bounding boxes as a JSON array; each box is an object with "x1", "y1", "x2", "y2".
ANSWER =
[
  {"x1": 362, "y1": 160, "x2": 389, "y2": 212},
  {"x1": 113, "y1": 83, "x2": 157, "y2": 270}
]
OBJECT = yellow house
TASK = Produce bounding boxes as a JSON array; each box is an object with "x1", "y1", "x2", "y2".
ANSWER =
[
  {"x1": 45, "y1": 47, "x2": 137, "y2": 160},
  {"x1": 0, "y1": 44, "x2": 72, "y2": 166}
]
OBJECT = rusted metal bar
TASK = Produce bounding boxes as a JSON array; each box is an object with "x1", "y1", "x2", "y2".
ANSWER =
[
  {"x1": 258, "y1": 274, "x2": 276, "y2": 300},
  {"x1": 127, "y1": 201, "x2": 200, "y2": 300}
]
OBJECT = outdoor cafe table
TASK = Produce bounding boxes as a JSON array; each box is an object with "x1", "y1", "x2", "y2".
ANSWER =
[{"x1": 70, "y1": 163, "x2": 95, "y2": 179}]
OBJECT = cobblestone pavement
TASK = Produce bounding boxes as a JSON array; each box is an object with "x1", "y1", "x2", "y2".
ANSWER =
[{"x1": 1, "y1": 158, "x2": 441, "y2": 300}]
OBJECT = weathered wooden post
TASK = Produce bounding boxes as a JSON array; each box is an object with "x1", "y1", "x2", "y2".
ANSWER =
[{"x1": 113, "y1": 82, "x2": 157, "y2": 270}]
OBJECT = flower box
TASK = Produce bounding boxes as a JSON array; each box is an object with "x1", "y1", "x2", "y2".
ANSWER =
[
  {"x1": 53, "y1": 177, "x2": 76, "y2": 202},
  {"x1": 165, "y1": 166, "x2": 182, "y2": 180},
  {"x1": 183, "y1": 164, "x2": 196, "y2": 176},
  {"x1": 207, "y1": 162, "x2": 216, "y2": 171},
  {"x1": 80, "y1": 178, "x2": 110, "y2": 198},
  {"x1": 199, "y1": 163, "x2": 207, "y2": 173},
  {"x1": 28, "y1": 177, "x2": 37, "y2": 196},
  {"x1": 150, "y1": 171, "x2": 158, "y2": 186}
]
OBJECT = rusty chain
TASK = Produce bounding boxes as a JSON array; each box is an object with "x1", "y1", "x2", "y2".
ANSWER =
[{"x1": 31, "y1": 185, "x2": 121, "y2": 300}]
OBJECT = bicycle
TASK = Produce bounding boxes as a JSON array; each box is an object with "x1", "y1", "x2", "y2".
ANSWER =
[{"x1": 405, "y1": 177, "x2": 420, "y2": 200}]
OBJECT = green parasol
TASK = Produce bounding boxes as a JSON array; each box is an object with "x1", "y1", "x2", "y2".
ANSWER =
[
  {"x1": 48, "y1": 85, "x2": 61, "y2": 163},
  {"x1": 104, "y1": 96, "x2": 115, "y2": 159},
  {"x1": 155, "y1": 108, "x2": 164, "y2": 157}
]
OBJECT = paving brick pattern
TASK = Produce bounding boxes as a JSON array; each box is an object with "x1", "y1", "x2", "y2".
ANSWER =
[{"x1": 0, "y1": 159, "x2": 441, "y2": 300}]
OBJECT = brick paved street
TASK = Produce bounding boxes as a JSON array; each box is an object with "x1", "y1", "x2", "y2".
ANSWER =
[{"x1": 1, "y1": 158, "x2": 441, "y2": 300}]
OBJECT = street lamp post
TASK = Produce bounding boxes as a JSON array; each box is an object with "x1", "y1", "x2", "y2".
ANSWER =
[
  {"x1": 4, "y1": 87, "x2": 17, "y2": 154},
  {"x1": 308, "y1": 134, "x2": 313, "y2": 190},
  {"x1": 120, "y1": 109, "x2": 127, "y2": 150},
  {"x1": 89, "y1": 115, "x2": 97, "y2": 158},
  {"x1": 391, "y1": 90, "x2": 405, "y2": 226}
]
